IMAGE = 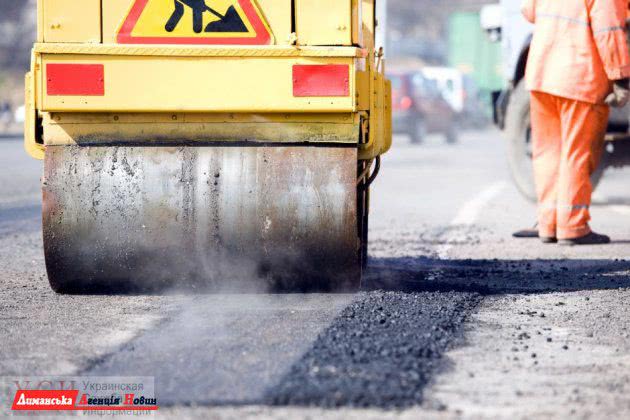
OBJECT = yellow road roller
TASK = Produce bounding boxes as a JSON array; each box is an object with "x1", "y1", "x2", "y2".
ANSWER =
[{"x1": 25, "y1": 0, "x2": 391, "y2": 293}]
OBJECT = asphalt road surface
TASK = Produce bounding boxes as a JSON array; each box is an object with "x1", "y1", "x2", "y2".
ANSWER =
[{"x1": 1, "y1": 130, "x2": 630, "y2": 419}]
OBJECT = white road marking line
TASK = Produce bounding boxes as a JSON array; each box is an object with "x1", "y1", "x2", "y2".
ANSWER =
[
  {"x1": 606, "y1": 205, "x2": 630, "y2": 216},
  {"x1": 437, "y1": 181, "x2": 508, "y2": 259},
  {"x1": 591, "y1": 193, "x2": 630, "y2": 216},
  {"x1": 592, "y1": 192, "x2": 630, "y2": 216},
  {"x1": 0, "y1": 194, "x2": 40, "y2": 206}
]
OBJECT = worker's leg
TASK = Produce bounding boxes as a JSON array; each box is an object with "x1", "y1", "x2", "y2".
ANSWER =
[
  {"x1": 556, "y1": 98, "x2": 609, "y2": 239},
  {"x1": 192, "y1": 7, "x2": 204, "y2": 33},
  {"x1": 530, "y1": 91, "x2": 562, "y2": 239},
  {"x1": 165, "y1": 1, "x2": 185, "y2": 32},
  {"x1": 589, "y1": 117, "x2": 606, "y2": 177}
]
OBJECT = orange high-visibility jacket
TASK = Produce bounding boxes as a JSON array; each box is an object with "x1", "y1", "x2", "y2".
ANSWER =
[{"x1": 522, "y1": 0, "x2": 630, "y2": 104}]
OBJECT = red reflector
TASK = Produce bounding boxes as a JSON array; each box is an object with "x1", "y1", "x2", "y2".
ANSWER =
[
  {"x1": 400, "y1": 96, "x2": 413, "y2": 110},
  {"x1": 46, "y1": 64, "x2": 105, "y2": 96},
  {"x1": 293, "y1": 64, "x2": 349, "y2": 97}
]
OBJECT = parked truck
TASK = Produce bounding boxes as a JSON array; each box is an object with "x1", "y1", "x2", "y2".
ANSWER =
[{"x1": 481, "y1": 1, "x2": 630, "y2": 201}]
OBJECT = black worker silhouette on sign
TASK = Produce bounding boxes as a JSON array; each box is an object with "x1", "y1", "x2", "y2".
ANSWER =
[{"x1": 165, "y1": 0, "x2": 248, "y2": 34}]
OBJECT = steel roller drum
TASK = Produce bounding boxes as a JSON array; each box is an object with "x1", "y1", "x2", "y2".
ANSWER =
[{"x1": 42, "y1": 145, "x2": 360, "y2": 293}]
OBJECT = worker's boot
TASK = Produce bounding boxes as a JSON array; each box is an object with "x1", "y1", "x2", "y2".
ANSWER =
[
  {"x1": 513, "y1": 223, "x2": 557, "y2": 243},
  {"x1": 513, "y1": 231, "x2": 557, "y2": 243},
  {"x1": 512, "y1": 223, "x2": 539, "y2": 238},
  {"x1": 558, "y1": 232, "x2": 611, "y2": 246}
]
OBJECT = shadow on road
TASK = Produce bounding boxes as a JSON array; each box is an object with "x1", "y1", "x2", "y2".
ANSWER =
[
  {"x1": 0, "y1": 204, "x2": 41, "y2": 237},
  {"x1": 260, "y1": 257, "x2": 630, "y2": 409},
  {"x1": 75, "y1": 256, "x2": 630, "y2": 410},
  {"x1": 0, "y1": 133, "x2": 22, "y2": 140},
  {"x1": 592, "y1": 195, "x2": 630, "y2": 206},
  {"x1": 365, "y1": 257, "x2": 630, "y2": 295}
]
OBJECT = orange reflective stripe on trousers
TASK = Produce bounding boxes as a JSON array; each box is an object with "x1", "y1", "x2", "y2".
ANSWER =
[{"x1": 530, "y1": 91, "x2": 609, "y2": 239}]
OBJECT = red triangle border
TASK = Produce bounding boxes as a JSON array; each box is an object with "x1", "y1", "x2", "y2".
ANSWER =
[{"x1": 117, "y1": 0, "x2": 272, "y2": 45}]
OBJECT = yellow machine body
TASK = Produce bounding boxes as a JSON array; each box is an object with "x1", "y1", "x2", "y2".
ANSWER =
[
  {"x1": 26, "y1": 0, "x2": 391, "y2": 292},
  {"x1": 26, "y1": 0, "x2": 390, "y2": 158}
]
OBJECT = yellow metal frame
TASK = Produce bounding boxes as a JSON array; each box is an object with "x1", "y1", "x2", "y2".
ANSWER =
[
  {"x1": 39, "y1": 54, "x2": 357, "y2": 113},
  {"x1": 33, "y1": 43, "x2": 367, "y2": 57},
  {"x1": 43, "y1": 112, "x2": 360, "y2": 146},
  {"x1": 295, "y1": 0, "x2": 351, "y2": 46},
  {"x1": 24, "y1": 50, "x2": 45, "y2": 160},
  {"x1": 358, "y1": 51, "x2": 392, "y2": 160},
  {"x1": 34, "y1": 44, "x2": 364, "y2": 114},
  {"x1": 27, "y1": 1, "x2": 391, "y2": 161},
  {"x1": 37, "y1": 0, "x2": 366, "y2": 47},
  {"x1": 42, "y1": 0, "x2": 101, "y2": 43}
]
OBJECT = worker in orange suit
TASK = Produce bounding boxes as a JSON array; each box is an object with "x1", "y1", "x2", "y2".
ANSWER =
[{"x1": 520, "y1": 0, "x2": 630, "y2": 245}]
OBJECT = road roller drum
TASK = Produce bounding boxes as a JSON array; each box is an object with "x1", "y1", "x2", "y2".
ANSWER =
[{"x1": 43, "y1": 145, "x2": 360, "y2": 292}]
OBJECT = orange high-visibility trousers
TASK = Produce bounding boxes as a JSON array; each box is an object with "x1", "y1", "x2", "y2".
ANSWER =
[{"x1": 530, "y1": 91, "x2": 609, "y2": 239}]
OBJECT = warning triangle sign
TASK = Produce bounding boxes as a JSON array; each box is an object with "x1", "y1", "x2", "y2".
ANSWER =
[{"x1": 117, "y1": 0, "x2": 273, "y2": 45}]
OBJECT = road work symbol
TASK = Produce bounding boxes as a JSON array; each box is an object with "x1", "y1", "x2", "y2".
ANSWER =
[
  {"x1": 118, "y1": 0, "x2": 272, "y2": 45},
  {"x1": 165, "y1": 1, "x2": 247, "y2": 34}
]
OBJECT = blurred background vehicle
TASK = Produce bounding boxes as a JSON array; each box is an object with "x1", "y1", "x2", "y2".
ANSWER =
[
  {"x1": 422, "y1": 67, "x2": 465, "y2": 113},
  {"x1": 0, "y1": 102, "x2": 11, "y2": 132},
  {"x1": 482, "y1": 0, "x2": 630, "y2": 201},
  {"x1": 422, "y1": 67, "x2": 489, "y2": 129},
  {"x1": 382, "y1": 0, "x2": 506, "y2": 146},
  {"x1": 13, "y1": 104, "x2": 24, "y2": 124},
  {"x1": 390, "y1": 70, "x2": 458, "y2": 144}
]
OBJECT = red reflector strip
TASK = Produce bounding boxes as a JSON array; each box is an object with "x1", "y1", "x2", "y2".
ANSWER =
[
  {"x1": 293, "y1": 64, "x2": 350, "y2": 97},
  {"x1": 46, "y1": 64, "x2": 105, "y2": 96}
]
